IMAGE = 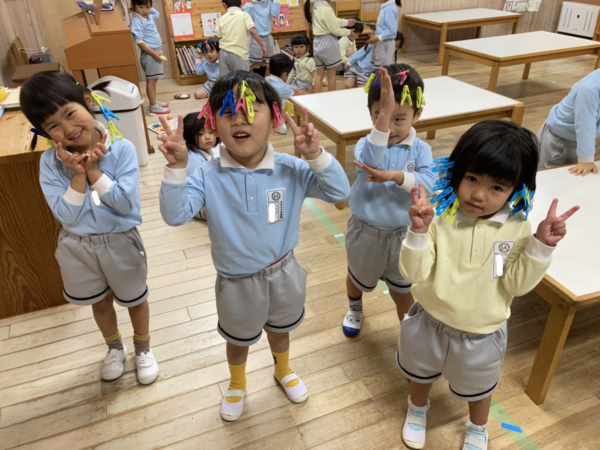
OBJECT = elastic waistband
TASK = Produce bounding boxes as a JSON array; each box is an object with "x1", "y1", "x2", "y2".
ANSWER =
[
  {"x1": 419, "y1": 304, "x2": 491, "y2": 339},
  {"x1": 60, "y1": 227, "x2": 136, "y2": 246},
  {"x1": 351, "y1": 215, "x2": 406, "y2": 240},
  {"x1": 268, "y1": 251, "x2": 290, "y2": 267},
  {"x1": 245, "y1": 251, "x2": 296, "y2": 279}
]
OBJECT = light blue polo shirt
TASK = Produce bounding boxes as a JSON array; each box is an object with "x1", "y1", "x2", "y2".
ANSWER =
[
  {"x1": 375, "y1": 0, "x2": 399, "y2": 41},
  {"x1": 131, "y1": 9, "x2": 163, "y2": 49},
  {"x1": 242, "y1": 0, "x2": 281, "y2": 36}
]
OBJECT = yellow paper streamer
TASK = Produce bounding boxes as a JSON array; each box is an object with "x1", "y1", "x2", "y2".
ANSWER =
[
  {"x1": 239, "y1": 80, "x2": 256, "y2": 124},
  {"x1": 364, "y1": 74, "x2": 376, "y2": 93},
  {"x1": 400, "y1": 85, "x2": 413, "y2": 106},
  {"x1": 416, "y1": 86, "x2": 426, "y2": 109},
  {"x1": 441, "y1": 198, "x2": 460, "y2": 224},
  {"x1": 107, "y1": 121, "x2": 123, "y2": 142}
]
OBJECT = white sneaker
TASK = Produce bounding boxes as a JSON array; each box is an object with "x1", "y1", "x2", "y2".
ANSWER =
[
  {"x1": 136, "y1": 349, "x2": 159, "y2": 385},
  {"x1": 278, "y1": 124, "x2": 287, "y2": 135},
  {"x1": 274, "y1": 372, "x2": 308, "y2": 403},
  {"x1": 221, "y1": 390, "x2": 245, "y2": 422},
  {"x1": 101, "y1": 345, "x2": 127, "y2": 381},
  {"x1": 342, "y1": 309, "x2": 363, "y2": 337},
  {"x1": 463, "y1": 421, "x2": 488, "y2": 450},
  {"x1": 156, "y1": 101, "x2": 170, "y2": 108},
  {"x1": 402, "y1": 396, "x2": 430, "y2": 449},
  {"x1": 149, "y1": 104, "x2": 171, "y2": 114}
]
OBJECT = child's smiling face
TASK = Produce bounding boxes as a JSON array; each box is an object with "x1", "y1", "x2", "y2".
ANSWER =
[
  {"x1": 41, "y1": 98, "x2": 98, "y2": 153},
  {"x1": 293, "y1": 44, "x2": 307, "y2": 58},
  {"x1": 133, "y1": 3, "x2": 152, "y2": 18},
  {"x1": 456, "y1": 172, "x2": 514, "y2": 219},
  {"x1": 369, "y1": 100, "x2": 422, "y2": 146}
]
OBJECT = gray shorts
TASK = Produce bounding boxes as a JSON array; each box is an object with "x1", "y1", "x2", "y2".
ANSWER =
[
  {"x1": 219, "y1": 49, "x2": 250, "y2": 78},
  {"x1": 397, "y1": 302, "x2": 507, "y2": 402},
  {"x1": 215, "y1": 251, "x2": 307, "y2": 346},
  {"x1": 344, "y1": 65, "x2": 371, "y2": 85},
  {"x1": 249, "y1": 34, "x2": 275, "y2": 62},
  {"x1": 370, "y1": 39, "x2": 395, "y2": 68},
  {"x1": 313, "y1": 34, "x2": 343, "y2": 69},
  {"x1": 290, "y1": 78, "x2": 312, "y2": 91},
  {"x1": 346, "y1": 215, "x2": 411, "y2": 293},
  {"x1": 55, "y1": 227, "x2": 149, "y2": 307},
  {"x1": 201, "y1": 79, "x2": 215, "y2": 95},
  {"x1": 537, "y1": 121, "x2": 578, "y2": 170},
  {"x1": 140, "y1": 47, "x2": 164, "y2": 80}
]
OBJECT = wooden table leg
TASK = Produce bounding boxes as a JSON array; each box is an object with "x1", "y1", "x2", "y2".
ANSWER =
[
  {"x1": 294, "y1": 107, "x2": 302, "y2": 158},
  {"x1": 438, "y1": 24, "x2": 449, "y2": 66},
  {"x1": 512, "y1": 17, "x2": 520, "y2": 34},
  {"x1": 335, "y1": 139, "x2": 346, "y2": 210},
  {"x1": 595, "y1": 49, "x2": 600, "y2": 70},
  {"x1": 426, "y1": 130, "x2": 436, "y2": 140},
  {"x1": 475, "y1": 26, "x2": 482, "y2": 39},
  {"x1": 401, "y1": 21, "x2": 408, "y2": 54},
  {"x1": 511, "y1": 104, "x2": 525, "y2": 126},
  {"x1": 488, "y1": 63, "x2": 500, "y2": 91},
  {"x1": 525, "y1": 295, "x2": 576, "y2": 404},
  {"x1": 522, "y1": 62, "x2": 532, "y2": 80},
  {"x1": 441, "y1": 52, "x2": 451, "y2": 76}
]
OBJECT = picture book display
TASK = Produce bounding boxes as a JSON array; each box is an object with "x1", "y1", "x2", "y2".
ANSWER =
[
  {"x1": 272, "y1": 4, "x2": 291, "y2": 31},
  {"x1": 201, "y1": 13, "x2": 221, "y2": 37}
]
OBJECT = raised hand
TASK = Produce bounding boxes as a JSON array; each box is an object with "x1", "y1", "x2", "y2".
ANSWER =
[
  {"x1": 408, "y1": 182, "x2": 434, "y2": 234},
  {"x1": 285, "y1": 108, "x2": 321, "y2": 160},
  {"x1": 157, "y1": 115, "x2": 188, "y2": 168},
  {"x1": 84, "y1": 133, "x2": 108, "y2": 174},
  {"x1": 378, "y1": 66, "x2": 395, "y2": 117},
  {"x1": 54, "y1": 141, "x2": 87, "y2": 176},
  {"x1": 535, "y1": 199, "x2": 579, "y2": 246},
  {"x1": 354, "y1": 160, "x2": 404, "y2": 185}
]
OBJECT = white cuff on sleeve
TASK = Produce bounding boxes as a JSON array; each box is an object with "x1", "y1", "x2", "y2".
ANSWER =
[
  {"x1": 163, "y1": 165, "x2": 188, "y2": 184},
  {"x1": 378, "y1": 35, "x2": 384, "y2": 41},
  {"x1": 64, "y1": 186, "x2": 86, "y2": 206},
  {"x1": 91, "y1": 174, "x2": 113, "y2": 196},
  {"x1": 246, "y1": 2, "x2": 253, "y2": 6},
  {"x1": 527, "y1": 236, "x2": 555, "y2": 261},
  {"x1": 343, "y1": 19, "x2": 349, "y2": 26},
  {"x1": 134, "y1": 39, "x2": 144, "y2": 44},
  {"x1": 578, "y1": 155, "x2": 595, "y2": 163},
  {"x1": 397, "y1": 172, "x2": 416, "y2": 192},
  {"x1": 304, "y1": 148, "x2": 332, "y2": 171},
  {"x1": 368, "y1": 128, "x2": 390, "y2": 147},
  {"x1": 405, "y1": 229, "x2": 429, "y2": 249}
]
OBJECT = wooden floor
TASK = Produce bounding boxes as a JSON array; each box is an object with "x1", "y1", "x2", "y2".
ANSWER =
[{"x1": 2, "y1": 51, "x2": 600, "y2": 450}]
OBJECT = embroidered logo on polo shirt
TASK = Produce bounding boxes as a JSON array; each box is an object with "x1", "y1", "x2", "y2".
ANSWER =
[
  {"x1": 266, "y1": 188, "x2": 285, "y2": 224},
  {"x1": 492, "y1": 240, "x2": 515, "y2": 280},
  {"x1": 402, "y1": 161, "x2": 416, "y2": 172}
]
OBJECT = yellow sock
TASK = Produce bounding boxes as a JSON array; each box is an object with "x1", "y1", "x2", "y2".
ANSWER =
[
  {"x1": 226, "y1": 361, "x2": 247, "y2": 403},
  {"x1": 272, "y1": 349, "x2": 299, "y2": 388}
]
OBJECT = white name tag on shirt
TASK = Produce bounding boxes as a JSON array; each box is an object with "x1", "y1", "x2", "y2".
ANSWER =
[
  {"x1": 91, "y1": 190, "x2": 102, "y2": 206},
  {"x1": 266, "y1": 188, "x2": 285, "y2": 225},
  {"x1": 492, "y1": 240, "x2": 515, "y2": 280},
  {"x1": 402, "y1": 161, "x2": 416, "y2": 172},
  {"x1": 295, "y1": 63, "x2": 302, "y2": 76}
]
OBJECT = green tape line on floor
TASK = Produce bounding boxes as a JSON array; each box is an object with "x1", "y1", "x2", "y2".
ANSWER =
[{"x1": 530, "y1": 75, "x2": 572, "y2": 89}]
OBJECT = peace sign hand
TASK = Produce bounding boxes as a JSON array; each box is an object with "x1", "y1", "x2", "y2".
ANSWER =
[
  {"x1": 54, "y1": 141, "x2": 87, "y2": 176},
  {"x1": 285, "y1": 108, "x2": 321, "y2": 160},
  {"x1": 408, "y1": 182, "x2": 434, "y2": 234},
  {"x1": 157, "y1": 115, "x2": 188, "y2": 168},
  {"x1": 535, "y1": 199, "x2": 580, "y2": 247}
]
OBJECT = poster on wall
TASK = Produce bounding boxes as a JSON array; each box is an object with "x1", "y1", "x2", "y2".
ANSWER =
[
  {"x1": 170, "y1": 13, "x2": 195, "y2": 39},
  {"x1": 201, "y1": 13, "x2": 221, "y2": 37},
  {"x1": 173, "y1": 0, "x2": 193, "y2": 13},
  {"x1": 272, "y1": 4, "x2": 291, "y2": 31}
]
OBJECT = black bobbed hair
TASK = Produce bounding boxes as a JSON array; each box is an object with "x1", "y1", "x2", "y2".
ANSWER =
[
  {"x1": 209, "y1": 70, "x2": 282, "y2": 113},
  {"x1": 367, "y1": 63, "x2": 424, "y2": 114},
  {"x1": 183, "y1": 112, "x2": 221, "y2": 152}
]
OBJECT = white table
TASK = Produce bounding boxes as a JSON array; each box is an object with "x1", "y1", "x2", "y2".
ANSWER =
[
  {"x1": 291, "y1": 76, "x2": 524, "y2": 209},
  {"x1": 402, "y1": 8, "x2": 523, "y2": 65},
  {"x1": 442, "y1": 31, "x2": 600, "y2": 91},
  {"x1": 525, "y1": 163, "x2": 600, "y2": 404}
]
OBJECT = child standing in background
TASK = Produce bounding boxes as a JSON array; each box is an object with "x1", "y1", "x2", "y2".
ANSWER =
[
  {"x1": 344, "y1": 43, "x2": 374, "y2": 89},
  {"x1": 365, "y1": 0, "x2": 400, "y2": 69},
  {"x1": 342, "y1": 65, "x2": 435, "y2": 337},
  {"x1": 215, "y1": 0, "x2": 268, "y2": 77},
  {"x1": 194, "y1": 39, "x2": 220, "y2": 100},
  {"x1": 288, "y1": 34, "x2": 316, "y2": 93},
  {"x1": 338, "y1": 19, "x2": 362, "y2": 73},
  {"x1": 20, "y1": 71, "x2": 159, "y2": 385},
  {"x1": 130, "y1": 0, "x2": 170, "y2": 114},
  {"x1": 304, "y1": 0, "x2": 357, "y2": 92},
  {"x1": 243, "y1": 0, "x2": 281, "y2": 77}
]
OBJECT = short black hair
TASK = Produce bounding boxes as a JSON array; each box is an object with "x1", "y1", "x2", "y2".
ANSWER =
[
  {"x1": 20, "y1": 71, "x2": 111, "y2": 149},
  {"x1": 447, "y1": 120, "x2": 539, "y2": 196},
  {"x1": 291, "y1": 33, "x2": 312, "y2": 57},
  {"x1": 269, "y1": 53, "x2": 294, "y2": 78},
  {"x1": 367, "y1": 63, "x2": 424, "y2": 113},
  {"x1": 209, "y1": 70, "x2": 282, "y2": 115},
  {"x1": 183, "y1": 112, "x2": 221, "y2": 152},
  {"x1": 395, "y1": 31, "x2": 405, "y2": 49},
  {"x1": 348, "y1": 17, "x2": 364, "y2": 34},
  {"x1": 200, "y1": 38, "x2": 219, "y2": 55},
  {"x1": 223, "y1": 0, "x2": 241, "y2": 7},
  {"x1": 130, "y1": 0, "x2": 151, "y2": 10}
]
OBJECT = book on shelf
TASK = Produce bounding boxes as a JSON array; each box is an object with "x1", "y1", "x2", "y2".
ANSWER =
[{"x1": 175, "y1": 43, "x2": 204, "y2": 76}]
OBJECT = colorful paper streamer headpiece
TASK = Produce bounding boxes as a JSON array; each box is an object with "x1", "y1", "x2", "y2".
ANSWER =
[
  {"x1": 416, "y1": 87, "x2": 426, "y2": 109},
  {"x1": 220, "y1": 91, "x2": 237, "y2": 117},
  {"x1": 272, "y1": 102, "x2": 285, "y2": 128},
  {"x1": 198, "y1": 101, "x2": 216, "y2": 130},
  {"x1": 400, "y1": 85, "x2": 413, "y2": 107},
  {"x1": 396, "y1": 69, "x2": 410, "y2": 85},
  {"x1": 364, "y1": 73, "x2": 377, "y2": 93},
  {"x1": 90, "y1": 88, "x2": 122, "y2": 142},
  {"x1": 510, "y1": 183, "x2": 534, "y2": 219},
  {"x1": 430, "y1": 157, "x2": 459, "y2": 223}
]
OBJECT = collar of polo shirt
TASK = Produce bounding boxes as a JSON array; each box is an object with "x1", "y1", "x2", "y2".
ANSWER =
[
  {"x1": 397, "y1": 127, "x2": 416, "y2": 148},
  {"x1": 454, "y1": 203, "x2": 511, "y2": 225},
  {"x1": 219, "y1": 142, "x2": 275, "y2": 170}
]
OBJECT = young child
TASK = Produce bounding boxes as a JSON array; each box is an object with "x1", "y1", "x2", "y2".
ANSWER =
[
  {"x1": 266, "y1": 53, "x2": 307, "y2": 135},
  {"x1": 20, "y1": 71, "x2": 159, "y2": 385},
  {"x1": 397, "y1": 121, "x2": 579, "y2": 449},
  {"x1": 344, "y1": 43, "x2": 374, "y2": 89},
  {"x1": 304, "y1": 0, "x2": 357, "y2": 92},
  {"x1": 194, "y1": 38, "x2": 220, "y2": 100},
  {"x1": 338, "y1": 19, "x2": 362, "y2": 73},
  {"x1": 130, "y1": 0, "x2": 170, "y2": 114},
  {"x1": 341, "y1": 65, "x2": 435, "y2": 337},
  {"x1": 157, "y1": 71, "x2": 350, "y2": 422},
  {"x1": 537, "y1": 68, "x2": 600, "y2": 176},
  {"x1": 214, "y1": 0, "x2": 268, "y2": 77},
  {"x1": 288, "y1": 33, "x2": 316, "y2": 93},
  {"x1": 364, "y1": 0, "x2": 400, "y2": 69},
  {"x1": 242, "y1": 0, "x2": 281, "y2": 77}
]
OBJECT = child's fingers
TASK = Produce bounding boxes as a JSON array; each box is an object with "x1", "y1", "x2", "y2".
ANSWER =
[
  {"x1": 159, "y1": 116, "x2": 173, "y2": 136},
  {"x1": 410, "y1": 186, "x2": 420, "y2": 205},
  {"x1": 558, "y1": 205, "x2": 580, "y2": 222},
  {"x1": 176, "y1": 115, "x2": 184, "y2": 136},
  {"x1": 284, "y1": 112, "x2": 299, "y2": 133},
  {"x1": 300, "y1": 108, "x2": 308, "y2": 131},
  {"x1": 418, "y1": 182, "x2": 427, "y2": 206},
  {"x1": 307, "y1": 122, "x2": 314, "y2": 137}
]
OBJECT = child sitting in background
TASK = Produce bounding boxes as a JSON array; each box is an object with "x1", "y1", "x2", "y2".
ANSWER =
[
  {"x1": 339, "y1": 19, "x2": 362, "y2": 73},
  {"x1": 344, "y1": 43, "x2": 374, "y2": 89},
  {"x1": 288, "y1": 34, "x2": 316, "y2": 93},
  {"x1": 194, "y1": 39, "x2": 220, "y2": 100},
  {"x1": 242, "y1": 0, "x2": 281, "y2": 77},
  {"x1": 266, "y1": 53, "x2": 307, "y2": 135},
  {"x1": 130, "y1": 0, "x2": 170, "y2": 114},
  {"x1": 342, "y1": 65, "x2": 435, "y2": 338}
]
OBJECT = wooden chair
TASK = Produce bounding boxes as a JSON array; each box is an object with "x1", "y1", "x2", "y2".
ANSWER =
[{"x1": 8, "y1": 37, "x2": 63, "y2": 86}]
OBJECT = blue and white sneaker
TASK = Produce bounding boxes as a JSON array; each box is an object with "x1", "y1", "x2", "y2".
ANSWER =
[
  {"x1": 463, "y1": 421, "x2": 488, "y2": 450},
  {"x1": 342, "y1": 310, "x2": 363, "y2": 337},
  {"x1": 402, "y1": 396, "x2": 429, "y2": 449}
]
